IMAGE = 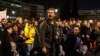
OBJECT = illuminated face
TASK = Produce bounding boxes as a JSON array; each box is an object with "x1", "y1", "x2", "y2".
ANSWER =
[
  {"x1": 65, "y1": 22, "x2": 69, "y2": 27},
  {"x1": 87, "y1": 23, "x2": 90, "y2": 28},
  {"x1": 84, "y1": 20, "x2": 88, "y2": 25},
  {"x1": 24, "y1": 19, "x2": 28, "y2": 23},
  {"x1": 58, "y1": 21, "x2": 62, "y2": 27},
  {"x1": 97, "y1": 22, "x2": 100, "y2": 28},
  {"x1": 7, "y1": 28, "x2": 13, "y2": 34},
  {"x1": 47, "y1": 10, "x2": 56, "y2": 19},
  {"x1": 18, "y1": 18, "x2": 23, "y2": 24},
  {"x1": 2, "y1": 19, "x2": 8, "y2": 25},
  {"x1": 13, "y1": 25, "x2": 18, "y2": 32},
  {"x1": 73, "y1": 27, "x2": 80, "y2": 35}
]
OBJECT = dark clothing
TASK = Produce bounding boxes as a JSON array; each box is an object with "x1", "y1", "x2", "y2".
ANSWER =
[
  {"x1": 90, "y1": 28, "x2": 100, "y2": 41},
  {"x1": 80, "y1": 25, "x2": 90, "y2": 35},
  {"x1": 17, "y1": 24, "x2": 27, "y2": 56},
  {"x1": 61, "y1": 27, "x2": 69, "y2": 46},
  {"x1": 85, "y1": 49, "x2": 95, "y2": 56},
  {"x1": 39, "y1": 20, "x2": 56, "y2": 56},
  {"x1": 2, "y1": 33, "x2": 14, "y2": 56},
  {"x1": 0, "y1": 24, "x2": 3, "y2": 56},
  {"x1": 12, "y1": 31, "x2": 26, "y2": 56},
  {"x1": 66, "y1": 34, "x2": 81, "y2": 56},
  {"x1": 12, "y1": 32, "x2": 21, "y2": 54},
  {"x1": 18, "y1": 43, "x2": 27, "y2": 56},
  {"x1": 12, "y1": 32, "x2": 19, "y2": 45},
  {"x1": 39, "y1": 21, "x2": 56, "y2": 48},
  {"x1": 56, "y1": 27, "x2": 63, "y2": 43},
  {"x1": 90, "y1": 28, "x2": 100, "y2": 48},
  {"x1": 80, "y1": 25, "x2": 91, "y2": 48},
  {"x1": 12, "y1": 24, "x2": 27, "y2": 56},
  {"x1": 17, "y1": 24, "x2": 25, "y2": 42},
  {"x1": 85, "y1": 48, "x2": 100, "y2": 56},
  {"x1": 0, "y1": 24, "x2": 13, "y2": 56},
  {"x1": 53, "y1": 27, "x2": 63, "y2": 56}
]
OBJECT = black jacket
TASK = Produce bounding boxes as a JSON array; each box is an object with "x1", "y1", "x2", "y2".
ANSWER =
[
  {"x1": 39, "y1": 20, "x2": 56, "y2": 48},
  {"x1": 66, "y1": 33, "x2": 81, "y2": 56}
]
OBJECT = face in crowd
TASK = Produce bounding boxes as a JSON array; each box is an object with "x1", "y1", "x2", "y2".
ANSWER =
[
  {"x1": 28, "y1": 21, "x2": 34, "y2": 27},
  {"x1": 73, "y1": 26, "x2": 80, "y2": 35},
  {"x1": 69, "y1": 21, "x2": 73, "y2": 26},
  {"x1": 13, "y1": 25, "x2": 18, "y2": 32},
  {"x1": 24, "y1": 19, "x2": 28, "y2": 23},
  {"x1": 84, "y1": 20, "x2": 88, "y2": 26},
  {"x1": 64, "y1": 22, "x2": 69, "y2": 28},
  {"x1": 87, "y1": 22, "x2": 90, "y2": 28},
  {"x1": 1, "y1": 19, "x2": 8, "y2": 25},
  {"x1": 7, "y1": 27, "x2": 13, "y2": 34},
  {"x1": 96, "y1": 22, "x2": 100, "y2": 28},
  {"x1": 18, "y1": 17, "x2": 23, "y2": 24},
  {"x1": 47, "y1": 8, "x2": 56, "y2": 20}
]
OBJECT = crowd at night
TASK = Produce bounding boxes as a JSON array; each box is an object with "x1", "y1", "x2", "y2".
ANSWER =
[{"x1": 0, "y1": 8, "x2": 100, "y2": 56}]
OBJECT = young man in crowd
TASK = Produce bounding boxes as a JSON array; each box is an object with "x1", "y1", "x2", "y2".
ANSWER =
[
  {"x1": 39, "y1": 8, "x2": 57, "y2": 56},
  {"x1": 66, "y1": 26, "x2": 82, "y2": 56}
]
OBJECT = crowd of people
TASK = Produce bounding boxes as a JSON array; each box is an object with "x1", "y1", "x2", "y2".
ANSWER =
[{"x1": 0, "y1": 8, "x2": 100, "y2": 56}]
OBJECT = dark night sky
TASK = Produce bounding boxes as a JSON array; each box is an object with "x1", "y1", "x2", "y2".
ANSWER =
[
  {"x1": 32, "y1": 0, "x2": 100, "y2": 10},
  {"x1": 79, "y1": 0, "x2": 100, "y2": 9}
]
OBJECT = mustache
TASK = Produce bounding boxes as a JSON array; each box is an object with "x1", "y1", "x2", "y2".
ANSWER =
[{"x1": 49, "y1": 15, "x2": 52, "y2": 17}]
